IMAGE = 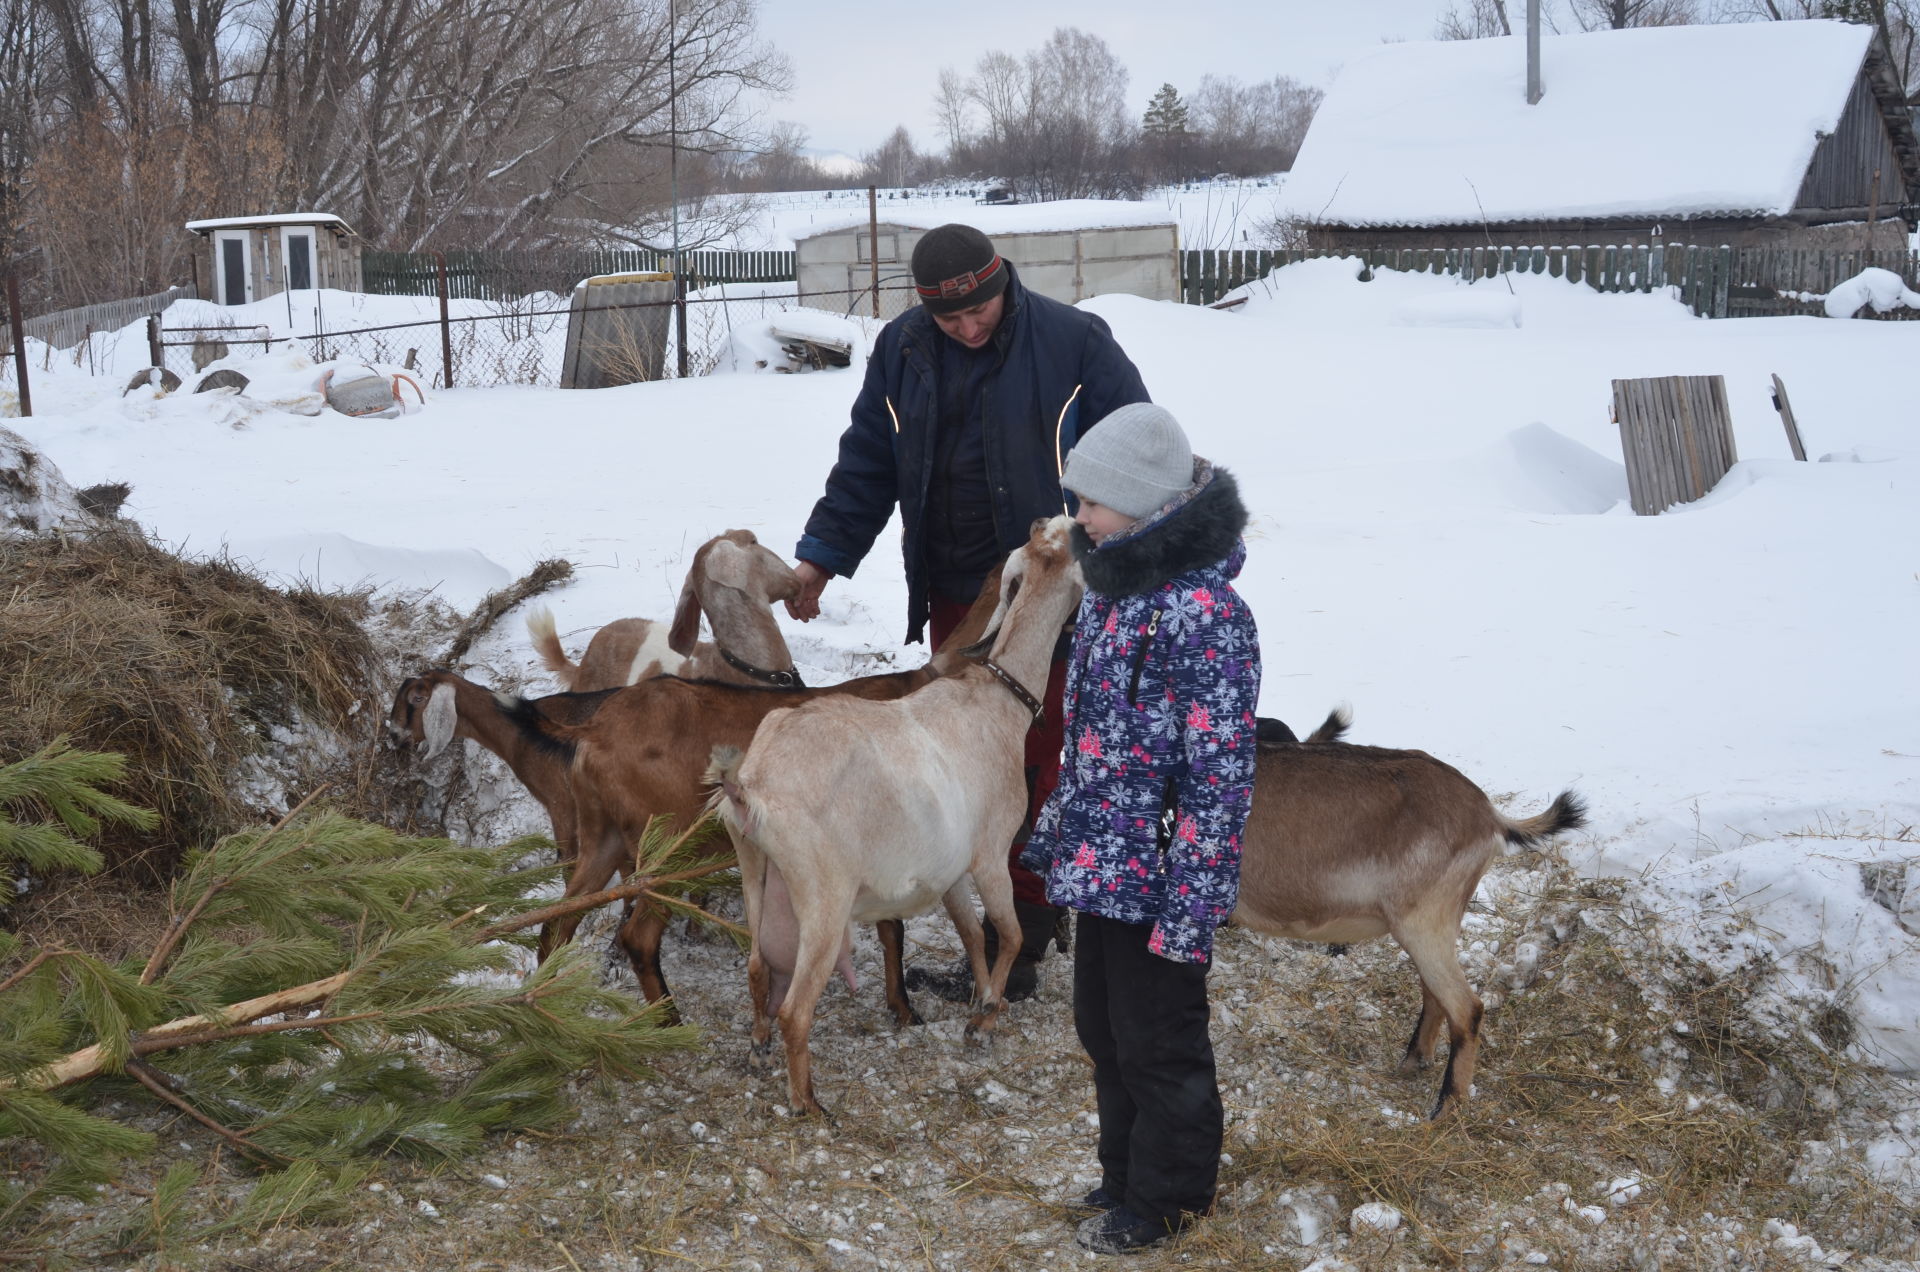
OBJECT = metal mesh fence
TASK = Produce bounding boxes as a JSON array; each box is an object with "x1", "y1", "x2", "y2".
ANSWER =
[{"x1": 151, "y1": 281, "x2": 921, "y2": 390}]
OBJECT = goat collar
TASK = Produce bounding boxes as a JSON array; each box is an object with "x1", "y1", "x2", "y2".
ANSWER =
[
  {"x1": 979, "y1": 657, "x2": 1045, "y2": 726},
  {"x1": 718, "y1": 646, "x2": 806, "y2": 689}
]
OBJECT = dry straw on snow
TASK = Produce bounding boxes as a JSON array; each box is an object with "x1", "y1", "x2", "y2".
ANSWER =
[{"x1": 0, "y1": 526, "x2": 377, "y2": 875}]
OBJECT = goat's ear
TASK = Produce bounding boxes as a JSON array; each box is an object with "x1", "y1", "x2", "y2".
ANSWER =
[
  {"x1": 419, "y1": 681, "x2": 458, "y2": 759},
  {"x1": 701, "y1": 538, "x2": 755, "y2": 592},
  {"x1": 962, "y1": 553, "x2": 1025, "y2": 656},
  {"x1": 668, "y1": 567, "x2": 704, "y2": 656}
]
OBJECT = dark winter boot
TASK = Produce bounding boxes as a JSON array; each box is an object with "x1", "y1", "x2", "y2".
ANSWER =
[{"x1": 904, "y1": 899, "x2": 1063, "y2": 1003}]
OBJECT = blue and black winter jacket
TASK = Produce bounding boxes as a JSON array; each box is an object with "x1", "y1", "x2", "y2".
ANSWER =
[{"x1": 795, "y1": 265, "x2": 1150, "y2": 644}]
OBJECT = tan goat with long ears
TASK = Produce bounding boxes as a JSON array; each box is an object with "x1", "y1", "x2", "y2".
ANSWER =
[
  {"x1": 707, "y1": 516, "x2": 1086, "y2": 1117},
  {"x1": 527, "y1": 529, "x2": 805, "y2": 692},
  {"x1": 1235, "y1": 708, "x2": 1587, "y2": 1118}
]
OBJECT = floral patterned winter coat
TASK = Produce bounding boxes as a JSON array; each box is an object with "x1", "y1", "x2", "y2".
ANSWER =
[{"x1": 1021, "y1": 463, "x2": 1260, "y2": 964}]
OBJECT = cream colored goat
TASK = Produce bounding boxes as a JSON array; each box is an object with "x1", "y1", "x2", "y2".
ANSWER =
[
  {"x1": 527, "y1": 530, "x2": 802, "y2": 692},
  {"x1": 708, "y1": 516, "x2": 1085, "y2": 1117}
]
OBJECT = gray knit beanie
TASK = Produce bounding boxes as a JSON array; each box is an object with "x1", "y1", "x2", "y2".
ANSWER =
[{"x1": 1061, "y1": 403, "x2": 1195, "y2": 519}]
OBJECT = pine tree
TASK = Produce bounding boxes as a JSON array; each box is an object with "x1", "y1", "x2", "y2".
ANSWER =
[
  {"x1": 0, "y1": 743, "x2": 721, "y2": 1258},
  {"x1": 1142, "y1": 83, "x2": 1190, "y2": 136}
]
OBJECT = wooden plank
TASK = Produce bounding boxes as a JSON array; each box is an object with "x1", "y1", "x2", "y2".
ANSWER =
[
  {"x1": 1612, "y1": 380, "x2": 1646, "y2": 515},
  {"x1": 1766, "y1": 374, "x2": 1797, "y2": 463},
  {"x1": 1708, "y1": 375, "x2": 1738, "y2": 476},
  {"x1": 1649, "y1": 376, "x2": 1684, "y2": 511}
]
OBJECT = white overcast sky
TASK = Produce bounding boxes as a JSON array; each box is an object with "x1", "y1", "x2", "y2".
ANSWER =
[{"x1": 752, "y1": 0, "x2": 1464, "y2": 157}]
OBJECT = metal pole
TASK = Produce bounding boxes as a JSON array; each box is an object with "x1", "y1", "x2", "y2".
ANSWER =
[
  {"x1": 433, "y1": 251, "x2": 454, "y2": 389},
  {"x1": 669, "y1": 0, "x2": 689, "y2": 378},
  {"x1": 1526, "y1": 0, "x2": 1543, "y2": 105},
  {"x1": 867, "y1": 185, "x2": 881, "y2": 319},
  {"x1": 5, "y1": 276, "x2": 29, "y2": 417},
  {"x1": 147, "y1": 315, "x2": 163, "y2": 368}
]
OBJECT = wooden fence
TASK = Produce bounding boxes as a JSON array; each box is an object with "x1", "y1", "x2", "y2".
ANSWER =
[
  {"x1": 362, "y1": 248, "x2": 796, "y2": 301},
  {"x1": 1180, "y1": 244, "x2": 1920, "y2": 319},
  {"x1": 1612, "y1": 375, "x2": 1738, "y2": 515},
  {"x1": 20, "y1": 285, "x2": 199, "y2": 351}
]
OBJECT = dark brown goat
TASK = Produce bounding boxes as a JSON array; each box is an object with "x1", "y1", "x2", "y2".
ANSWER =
[{"x1": 1234, "y1": 707, "x2": 1586, "y2": 1117}]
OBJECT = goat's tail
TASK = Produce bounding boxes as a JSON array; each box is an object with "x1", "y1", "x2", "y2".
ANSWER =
[
  {"x1": 489, "y1": 690, "x2": 578, "y2": 764},
  {"x1": 1500, "y1": 790, "x2": 1588, "y2": 850},
  {"x1": 525, "y1": 607, "x2": 581, "y2": 691},
  {"x1": 702, "y1": 744, "x2": 756, "y2": 836},
  {"x1": 1304, "y1": 705, "x2": 1352, "y2": 744}
]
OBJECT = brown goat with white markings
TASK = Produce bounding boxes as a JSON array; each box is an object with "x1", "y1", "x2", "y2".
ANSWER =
[
  {"x1": 527, "y1": 529, "x2": 804, "y2": 692},
  {"x1": 1235, "y1": 708, "x2": 1586, "y2": 1117},
  {"x1": 494, "y1": 565, "x2": 1006, "y2": 1022},
  {"x1": 386, "y1": 670, "x2": 615, "y2": 861}
]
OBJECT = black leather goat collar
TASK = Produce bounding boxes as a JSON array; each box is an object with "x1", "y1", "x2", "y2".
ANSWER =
[
  {"x1": 720, "y1": 646, "x2": 805, "y2": 689},
  {"x1": 980, "y1": 657, "x2": 1045, "y2": 726}
]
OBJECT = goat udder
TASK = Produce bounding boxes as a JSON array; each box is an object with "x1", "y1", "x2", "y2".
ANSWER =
[{"x1": 761, "y1": 859, "x2": 858, "y2": 998}]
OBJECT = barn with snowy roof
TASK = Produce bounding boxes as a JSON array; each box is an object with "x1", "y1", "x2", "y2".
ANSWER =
[{"x1": 1281, "y1": 19, "x2": 1919, "y2": 253}]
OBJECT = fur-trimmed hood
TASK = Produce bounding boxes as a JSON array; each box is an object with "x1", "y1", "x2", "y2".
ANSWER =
[{"x1": 1072, "y1": 463, "x2": 1248, "y2": 598}]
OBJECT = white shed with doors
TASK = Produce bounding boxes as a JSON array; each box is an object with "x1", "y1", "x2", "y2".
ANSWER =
[
  {"x1": 185, "y1": 213, "x2": 364, "y2": 306},
  {"x1": 793, "y1": 201, "x2": 1180, "y2": 320}
]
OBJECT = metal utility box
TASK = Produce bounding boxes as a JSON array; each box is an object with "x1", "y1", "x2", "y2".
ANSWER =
[{"x1": 559, "y1": 273, "x2": 675, "y2": 389}]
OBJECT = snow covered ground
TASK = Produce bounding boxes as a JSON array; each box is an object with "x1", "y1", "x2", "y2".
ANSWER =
[{"x1": 7, "y1": 250, "x2": 1919, "y2": 1219}]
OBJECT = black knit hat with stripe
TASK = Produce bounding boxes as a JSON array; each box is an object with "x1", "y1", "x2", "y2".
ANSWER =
[{"x1": 911, "y1": 224, "x2": 1009, "y2": 315}]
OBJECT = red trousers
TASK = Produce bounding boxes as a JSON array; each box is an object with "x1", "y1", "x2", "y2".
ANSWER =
[{"x1": 928, "y1": 595, "x2": 1067, "y2": 908}]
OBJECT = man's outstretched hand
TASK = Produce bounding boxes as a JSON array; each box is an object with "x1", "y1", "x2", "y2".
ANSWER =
[{"x1": 788, "y1": 560, "x2": 830, "y2": 621}]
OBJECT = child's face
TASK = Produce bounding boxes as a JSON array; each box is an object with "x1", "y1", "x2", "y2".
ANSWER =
[{"x1": 1073, "y1": 497, "x2": 1134, "y2": 546}]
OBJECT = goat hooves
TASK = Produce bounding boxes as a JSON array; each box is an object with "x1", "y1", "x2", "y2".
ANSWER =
[
  {"x1": 1398, "y1": 1054, "x2": 1433, "y2": 1074},
  {"x1": 747, "y1": 1040, "x2": 774, "y2": 1069}
]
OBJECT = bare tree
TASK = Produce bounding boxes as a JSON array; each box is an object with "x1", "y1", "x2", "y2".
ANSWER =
[
  {"x1": 1568, "y1": 0, "x2": 1701, "y2": 26},
  {"x1": 1436, "y1": 0, "x2": 1515, "y2": 38},
  {"x1": 936, "y1": 28, "x2": 1133, "y2": 199},
  {"x1": 1188, "y1": 73, "x2": 1322, "y2": 175},
  {"x1": 861, "y1": 125, "x2": 923, "y2": 189}
]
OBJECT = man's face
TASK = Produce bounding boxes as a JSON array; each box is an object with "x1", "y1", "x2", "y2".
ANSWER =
[{"x1": 930, "y1": 293, "x2": 1006, "y2": 350}]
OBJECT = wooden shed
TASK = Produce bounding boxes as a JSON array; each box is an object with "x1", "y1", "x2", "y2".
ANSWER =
[
  {"x1": 1281, "y1": 20, "x2": 1920, "y2": 255},
  {"x1": 793, "y1": 202, "x2": 1180, "y2": 320},
  {"x1": 184, "y1": 213, "x2": 365, "y2": 306}
]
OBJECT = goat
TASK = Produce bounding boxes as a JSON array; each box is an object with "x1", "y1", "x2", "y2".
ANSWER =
[
  {"x1": 498, "y1": 563, "x2": 1009, "y2": 1023},
  {"x1": 527, "y1": 529, "x2": 803, "y2": 692},
  {"x1": 708, "y1": 517, "x2": 1085, "y2": 1117},
  {"x1": 386, "y1": 670, "x2": 615, "y2": 861},
  {"x1": 1232, "y1": 705, "x2": 1586, "y2": 1118}
]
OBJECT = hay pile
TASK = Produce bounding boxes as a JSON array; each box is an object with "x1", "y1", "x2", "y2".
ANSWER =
[{"x1": 0, "y1": 526, "x2": 378, "y2": 877}]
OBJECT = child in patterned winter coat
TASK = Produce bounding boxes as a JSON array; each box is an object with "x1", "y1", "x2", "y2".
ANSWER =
[{"x1": 1020, "y1": 402, "x2": 1261, "y2": 1256}]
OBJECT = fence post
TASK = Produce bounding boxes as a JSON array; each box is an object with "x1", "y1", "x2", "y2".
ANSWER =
[
  {"x1": 5, "y1": 276, "x2": 29, "y2": 417},
  {"x1": 867, "y1": 185, "x2": 881, "y2": 319},
  {"x1": 147, "y1": 314, "x2": 163, "y2": 368},
  {"x1": 432, "y1": 251, "x2": 454, "y2": 389}
]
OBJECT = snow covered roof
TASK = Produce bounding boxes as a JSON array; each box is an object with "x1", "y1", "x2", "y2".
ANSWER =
[
  {"x1": 184, "y1": 213, "x2": 357, "y2": 236},
  {"x1": 1281, "y1": 19, "x2": 1882, "y2": 227},
  {"x1": 793, "y1": 199, "x2": 1175, "y2": 241}
]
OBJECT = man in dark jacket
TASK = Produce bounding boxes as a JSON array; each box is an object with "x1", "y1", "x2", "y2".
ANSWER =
[{"x1": 787, "y1": 222, "x2": 1150, "y2": 1001}]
